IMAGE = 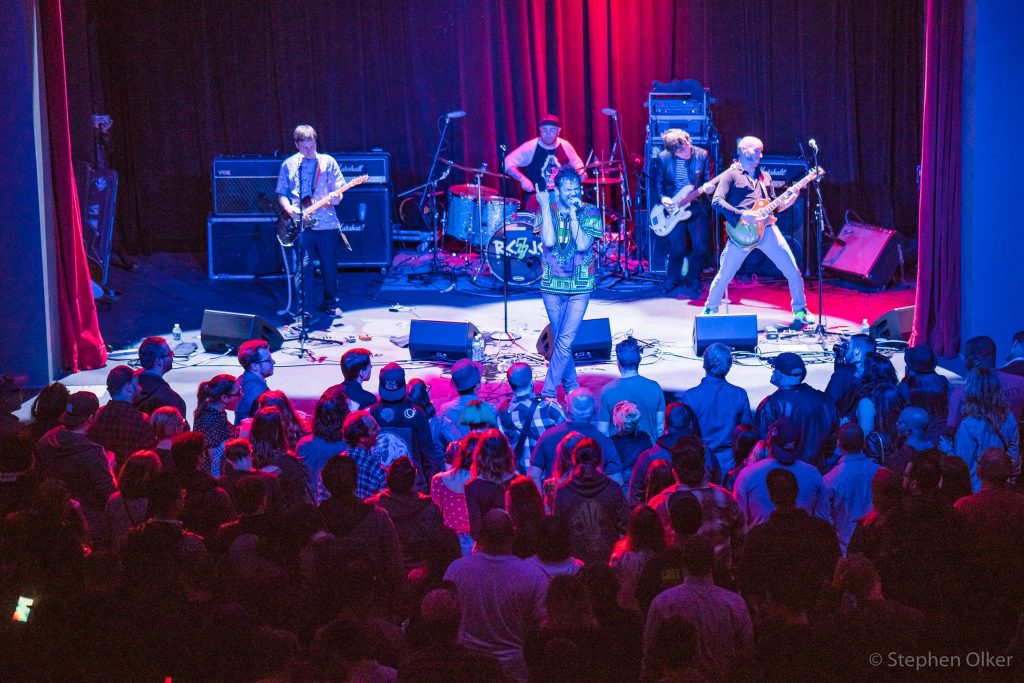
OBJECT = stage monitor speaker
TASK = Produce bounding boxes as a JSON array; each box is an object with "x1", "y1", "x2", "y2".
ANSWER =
[
  {"x1": 200, "y1": 309, "x2": 284, "y2": 354},
  {"x1": 869, "y1": 305, "x2": 915, "y2": 341},
  {"x1": 207, "y1": 216, "x2": 282, "y2": 279},
  {"x1": 409, "y1": 320, "x2": 479, "y2": 362},
  {"x1": 536, "y1": 318, "x2": 612, "y2": 365},
  {"x1": 335, "y1": 186, "x2": 392, "y2": 268},
  {"x1": 822, "y1": 222, "x2": 900, "y2": 288},
  {"x1": 692, "y1": 314, "x2": 758, "y2": 356}
]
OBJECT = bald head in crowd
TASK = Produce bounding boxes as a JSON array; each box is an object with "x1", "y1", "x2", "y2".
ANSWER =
[{"x1": 567, "y1": 389, "x2": 596, "y2": 422}]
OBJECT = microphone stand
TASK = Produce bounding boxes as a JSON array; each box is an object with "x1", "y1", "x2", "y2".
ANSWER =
[
  {"x1": 809, "y1": 144, "x2": 827, "y2": 339},
  {"x1": 605, "y1": 110, "x2": 635, "y2": 287},
  {"x1": 495, "y1": 143, "x2": 522, "y2": 345},
  {"x1": 420, "y1": 113, "x2": 454, "y2": 276}
]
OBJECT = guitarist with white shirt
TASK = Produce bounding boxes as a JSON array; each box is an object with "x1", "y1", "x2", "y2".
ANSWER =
[
  {"x1": 654, "y1": 129, "x2": 715, "y2": 297},
  {"x1": 705, "y1": 135, "x2": 813, "y2": 327}
]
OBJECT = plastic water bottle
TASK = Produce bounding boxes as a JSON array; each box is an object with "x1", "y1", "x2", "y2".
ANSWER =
[
  {"x1": 172, "y1": 323, "x2": 182, "y2": 344},
  {"x1": 860, "y1": 318, "x2": 870, "y2": 336},
  {"x1": 472, "y1": 335, "x2": 484, "y2": 363}
]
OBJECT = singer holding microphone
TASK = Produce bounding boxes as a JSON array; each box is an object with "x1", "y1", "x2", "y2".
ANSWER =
[
  {"x1": 534, "y1": 166, "x2": 604, "y2": 400},
  {"x1": 503, "y1": 114, "x2": 585, "y2": 212}
]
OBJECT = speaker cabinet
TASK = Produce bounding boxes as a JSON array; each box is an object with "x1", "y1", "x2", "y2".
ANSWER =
[
  {"x1": 693, "y1": 314, "x2": 758, "y2": 355},
  {"x1": 870, "y1": 305, "x2": 915, "y2": 341},
  {"x1": 200, "y1": 309, "x2": 284, "y2": 353},
  {"x1": 336, "y1": 186, "x2": 392, "y2": 268},
  {"x1": 536, "y1": 318, "x2": 612, "y2": 365},
  {"x1": 823, "y1": 222, "x2": 900, "y2": 288},
  {"x1": 207, "y1": 216, "x2": 283, "y2": 279},
  {"x1": 409, "y1": 320, "x2": 479, "y2": 362}
]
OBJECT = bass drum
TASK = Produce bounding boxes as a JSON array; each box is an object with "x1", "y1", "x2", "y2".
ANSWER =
[{"x1": 485, "y1": 218, "x2": 544, "y2": 285}]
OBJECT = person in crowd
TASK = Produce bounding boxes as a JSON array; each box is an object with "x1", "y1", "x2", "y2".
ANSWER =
[
  {"x1": 135, "y1": 336, "x2": 188, "y2": 418},
  {"x1": 597, "y1": 337, "x2": 666, "y2": 442},
  {"x1": 542, "y1": 431, "x2": 585, "y2": 512},
  {"x1": 295, "y1": 386, "x2": 350, "y2": 504},
  {"x1": 825, "y1": 333, "x2": 876, "y2": 419},
  {"x1": 332, "y1": 347, "x2": 376, "y2": 409},
  {"x1": 250, "y1": 406, "x2": 313, "y2": 510},
  {"x1": 954, "y1": 447, "x2": 1024, "y2": 649},
  {"x1": 498, "y1": 362, "x2": 566, "y2": 474},
  {"x1": 755, "y1": 352, "x2": 838, "y2": 467},
  {"x1": 235, "y1": 339, "x2": 275, "y2": 425},
  {"x1": 404, "y1": 525, "x2": 462, "y2": 612},
  {"x1": 104, "y1": 449, "x2": 162, "y2": 549},
  {"x1": 607, "y1": 401, "x2": 653, "y2": 485},
  {"x1": 526, "y1": 514, "x2": 585, "y2": 580},
  {"x1": 644, "y1": 460, "x2": 676, "y2": 503},
  {"x1": 552, "y1": 437, "x2": 629, "y2": 564},
  {"x1": 890, "y1": 406, "x2": 934, "y2": 475},
  {"x1": 938, "y1": 454, "x2": 973, "y2": 505},
  {"x1": 252, "y1": 389, "x2": 309, "y2": 449},
  {"x1": 577, "y1": 563, "x2": 646, "y2": 680},
  {"x1": 682, "y1": 342, "x2": 753, "y2": 473},
  {"x1": 193, "y1": 374, "x2": 241, "y2": 474},
  {"x1": 407, "y1": 378, "x2": 462, "y2": 474},
  {"x1": 465, "y1": 428, "x2": 517, "y2": 540},
  {"x1": 368, "y1": 362, "x2": 437, "y2": 490},
  {"x1": 431, "y1": 433, "x2": 479, "y2": 555},
  {"x1": 317, "y1": 454, "x2": 404, "y2": 614},
  {"x1": 458, "y1": 398, "x2": 500, "y2": 433},
  {"x1": 443, "y1": 509, "x2": 548, "y2": 683},
  {"x1": 506, "y1": 474, "x2": 545, "y2": 558},
  {"x1": 34, "y1": 390, "x2": 115, "y2": 545},
  {"x1": 27, "y1": 381, "x2": 70, "y2": 441},
  {"x1": 737, "y1": 469, "x2": 840, "y2": 620},
  {"x1": 897, "y1": 343, "x2": 949, "y2": 442},
  {"x1": 948, "y1": 335, "x2": 1024, "y2": 429},
  {"x1": 523, "y1": 574, "x2": 614, "y2": 683},
  {"x1": 954, "y1": 367, "x2": 1020, "y2": 490},
  {"x1": 824, "y1": 423, "x2": 879, "y2": 554},
  {"x1": 847, "y1": 466, "x2": 902, "y2": 558},
  {"x1": 169, "y1": 431, "x2": 236, "y2": 538},
  {"x1": 441, "y1": 358, "x2": 497, "y2": 438},
  {"x1": 369, "y1": 456, "x2": 444, "y2": 572},
  {"x1": 849, "y1": 352, "x2": 904, "y2": 463},
  {"x1": 610, "y1": 505, "x2": 666, "y2": 612},
  {"x1": 647, "y1": 436, "x2": 744, "y2": 584},
  {"x1": 218, "y1": 437, "x2": 284, "y2": 513},
  {"x1": 644, "y1": 534, "x2": 753, "y2": 682},
  {"x1": 722, "y1": 423, "x2": 759, "y2": 491},
  {"x1": 337, "y1": 409, "x2": 385, "y2": 500},
  {"x1": 627, "y1": 402, "x2": 709, "y2": 506},
  {"x1": 529, "y1": 388, "x2": 622, "y2": 490},
  {"x1": 1002, "y1": 330, "x2": 1024, "y2": 377},
  {"x1": 0, "y1": 432, "x2": 38, "y2": 518},
  {"x1": 150, "y1": 406, "x2": 186, "y2": 472},
  {"x1": 733, "y1": 416, "x2": 831, "y2": 529},
  {"x1": 643, "y1": 617, "x2": 706, "y2": 683},
  {"x1": 208, "y1": 474, "x2": 279, "y2": 561},
  {"x1": 88, "y1": 364, "x2": 155, "y2": 470},
  {"x1": 132, "y1": 470, "x2": 207, "y2": 555}
]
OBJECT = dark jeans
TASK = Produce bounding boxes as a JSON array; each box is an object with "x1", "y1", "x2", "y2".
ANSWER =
[
  {"x1": 665, "y1": 208, "x2": 710, "y2": 285},
  {"x1": 296, "y1": 228, "x2": 341, "y2": 306}
]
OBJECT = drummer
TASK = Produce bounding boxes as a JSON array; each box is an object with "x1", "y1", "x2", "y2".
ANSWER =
[{"x1": 504, "y1": 114, "x2": 586, "y2": 212}]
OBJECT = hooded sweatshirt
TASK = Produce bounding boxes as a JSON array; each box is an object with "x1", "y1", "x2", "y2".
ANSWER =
[
  {"x1": 553, "y1": 468, "x2": 629, "y2": 564},
  {"x1": 35, "y1": 426, "x2": 116, "y2": 543},
  {"x1": 369, "y1": 489, "x2": 444, "y2": 570}
]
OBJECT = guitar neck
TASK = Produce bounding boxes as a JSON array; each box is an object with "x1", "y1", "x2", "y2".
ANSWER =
[
  {"x1": 674, "y1": 164, "x2": 736, "y2": 206},
  {"x1": 761, "y1": 172, "x2": 818, "y2": 214},
  {"x1": 303, "y1": 175, "x2": 369, "y2": 214}
]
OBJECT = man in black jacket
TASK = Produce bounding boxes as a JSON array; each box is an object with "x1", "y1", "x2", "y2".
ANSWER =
[
  {"x1": 654, "y1": 129, "x2": 714, "y2": 297},
  {"x1": 755, "y1": 353, "x2": 838, "y2": 468}
]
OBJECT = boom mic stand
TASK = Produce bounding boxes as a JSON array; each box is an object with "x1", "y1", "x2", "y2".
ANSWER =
[
  {"x1": 602, "y1": 108, "x2": 637, "y2": 287},
  {"x1": 494, "y1": 142, "x2": 522, "y2": 345},
  {"x1": 419, "y1": 111, "x2": 462, "y2": 276},
  {"x1": 807, "y1": 140, "x2": 830, "y2": 339}
]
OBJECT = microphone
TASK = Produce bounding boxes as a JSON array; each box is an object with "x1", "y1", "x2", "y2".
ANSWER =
[
  {"x1": 601, "y1": 108, "x2": 618, "y2": 117},
  {"x1": 570, "y1": 197, "x2": 584, "y2": 210},
  {"x1": 498, "y1": 143, "x2": 507, "y2": 154},
  {"x1": 808, "y1": 138, "x2": 819, "y2": 154},
  {"x1": 445, "y1": 110, "x2": 466, "y2": 119}
]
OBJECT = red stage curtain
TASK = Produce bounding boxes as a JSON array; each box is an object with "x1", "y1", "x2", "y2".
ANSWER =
[
  {"x1": 42, "y1": 0, "x2": 107, "y2": 371},
  {"x1": 911, "y1": 0, "x2": 963, "y2": 355}
]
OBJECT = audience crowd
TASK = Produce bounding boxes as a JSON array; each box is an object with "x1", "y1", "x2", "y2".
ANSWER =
[{"x1": 2, "y1": 332, "x2": 1024, "y2": 681}]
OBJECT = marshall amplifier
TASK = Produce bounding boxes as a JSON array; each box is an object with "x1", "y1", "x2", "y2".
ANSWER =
[
  {"x1": 759, "y1": 155, "x2": 809, "y2": 188},
  {"x1": 212, "y1": 152, "x2": 390, "y2": 216},
  {"x1": 335, "y1": 186, "x2": 392, "y2": 268}
]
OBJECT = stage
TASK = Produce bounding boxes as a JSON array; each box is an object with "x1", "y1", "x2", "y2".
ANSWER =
[{"x1": 21, "y1": 251, "x2": 933, "y2": 422}]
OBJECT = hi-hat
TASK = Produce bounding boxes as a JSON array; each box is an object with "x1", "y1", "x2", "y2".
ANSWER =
[{"x1": 440, "y1": 157, "x2": 509, "y2": 178}]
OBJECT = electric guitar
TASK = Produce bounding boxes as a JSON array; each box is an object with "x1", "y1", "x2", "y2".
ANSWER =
[
  {"x1": 725, "y1": 166, "x2": 824, "y2": 247},
  {"x1": 649, "y1": 163, "x2": 739, "y2": 237},
  {"x1": 276, "y1": 174, "x2": 369, "y2": 247}
]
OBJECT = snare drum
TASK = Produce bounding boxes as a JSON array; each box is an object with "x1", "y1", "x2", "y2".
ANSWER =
[{"x1": 485, "y1": 219, "x2": 544, "y2": 285}]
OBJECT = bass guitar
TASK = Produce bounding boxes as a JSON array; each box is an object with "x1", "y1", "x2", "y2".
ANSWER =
[
  {"x1": 277, "y1": 174, "x2": 369, "y2": 247},
  {"x1": 725, "y1": 166, "x2": 824, "y2": 248},
  {"x1": 649, "y1": 163, "x2": 738, "y2": 237}
]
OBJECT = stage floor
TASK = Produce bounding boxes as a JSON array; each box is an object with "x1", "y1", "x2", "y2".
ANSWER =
[{"x1": 30, "y1": 252, "x2": 932, "y2": 421}]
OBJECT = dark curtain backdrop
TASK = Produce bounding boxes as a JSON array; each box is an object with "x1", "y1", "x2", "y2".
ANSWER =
[{"x1": 74, "y1": 0, "x2": 923, "y2": 253}]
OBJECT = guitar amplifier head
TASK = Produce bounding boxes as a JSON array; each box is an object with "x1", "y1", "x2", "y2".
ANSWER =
[{"x1": 758, "y1": 155, "x2": 809, "y2": 187}]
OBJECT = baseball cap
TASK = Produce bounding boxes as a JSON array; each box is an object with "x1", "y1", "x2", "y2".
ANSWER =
[
  {"x1": 60, "y1": 391, "x2": 100, "y2": 427},
  {"x1": 106, "y1": 364, "x2": 140, "y2": 395},
  {"x1": 770, "y1": 352, "x2": 806, "y2": 379},
  {"x1": 378, "y1": 362, "x2": 407, "y2": 401},
  {"x1": 905, "y1": 344, "x2": 937, "y2": 374},
  {"x1": 451, "y1": 358, "x2": 481, "y2": 392},
  {"x1": 769, "y1": 416, "x2": 801, "y2": 463},
  {"x1": 538, "y1": 114, "x2": 561, "y2": 128}
]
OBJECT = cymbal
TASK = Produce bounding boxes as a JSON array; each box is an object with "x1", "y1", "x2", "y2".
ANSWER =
[
  {"x1": 440, "y1": 157, "x2": 509, "y2": 178},
  {"x1": 449, "y1": 183, "x2": 499, "y2": 198},
  {"x1": 583, "y1": 176, "x2": 621, "y2": 185},
  {"x1": 583, "y1": 160, "x2": 621, "y2": 170}
]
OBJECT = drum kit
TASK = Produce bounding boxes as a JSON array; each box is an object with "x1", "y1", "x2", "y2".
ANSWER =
[{"x1": 435, "y1": 156, "x2": 627, "y2": 287}]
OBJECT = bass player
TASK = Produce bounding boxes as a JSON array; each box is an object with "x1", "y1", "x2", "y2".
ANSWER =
[
  {"x1": 654, "y1": 128, "x2": 715, "y2": 297},
  {"x1": 704, "y1": 135, "x2": 811, "y2": 326}
]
